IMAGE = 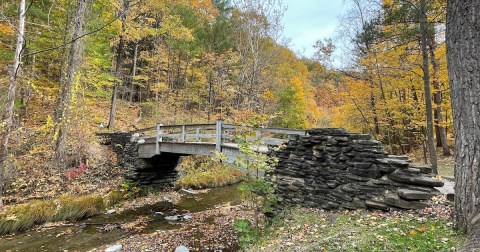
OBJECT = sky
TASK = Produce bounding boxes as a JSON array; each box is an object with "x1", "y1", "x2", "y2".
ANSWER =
[{"x1": 281, "y1": 0, "x2": 347, "y2": 59}]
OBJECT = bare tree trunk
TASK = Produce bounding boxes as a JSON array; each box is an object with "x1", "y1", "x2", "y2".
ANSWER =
[
  {"x1": 129, "y1": 42, "x2": 138, "y2": 103},
  {"x1": 0, "y1": 0, "x2": 26, "y2": 210},
  {"x1": 167, "y1": 46, "x2": 172, "y2": 89},
  {"x1": 183, "y1": 55, "x2": 190, "y2": 88},
  {"x1": 446, "y1": 1, "x2": 480, "y2": 250},
  {"x1": 175, "y1": 51, "x2": 182, "y2": 89},
  {"x1": 54, "y1": 0, "x2": 87, "y2": 161},
  {"x1": 207, "y1": 72, "x2": 213, "y2": 121},
  {"x1": 428, "y1": 38, "x2": 450, "y2": 156},
  {"x1": 21, "y1": 55, "x2": 34, "y2": 116},
  {"x1": 108, "y1": 0, "x2": 129, "y2": 131},
  {"x1": 419, "y1": 0, "x2": 438, "y2": 174}
]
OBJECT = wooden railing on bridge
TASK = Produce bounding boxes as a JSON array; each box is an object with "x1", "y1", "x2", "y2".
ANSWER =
[{"x1": 133, "y1": 121, "x2": 307, "y2": 156}]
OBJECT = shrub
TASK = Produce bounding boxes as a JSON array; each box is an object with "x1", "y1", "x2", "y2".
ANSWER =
[
  {"x1": 65, "y1": 163, "x2": 87, "y2": 180},
  {"x1": 106, "y1": 190, "x2": 125, "y2": 208},
  {"x1": 175, "y1": 156, "x2": 244, "y2": 189},
  {"x1": 234, "y1": 219, "x2": 260, "y2": 248},
  {"x1": 120, "y1": 181, "x2": 147, "y2": 198}
]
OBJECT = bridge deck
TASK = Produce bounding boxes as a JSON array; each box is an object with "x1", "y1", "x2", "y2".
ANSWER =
[{"x1": 135, "y1": 121, "x2": 304, "y2": 159}]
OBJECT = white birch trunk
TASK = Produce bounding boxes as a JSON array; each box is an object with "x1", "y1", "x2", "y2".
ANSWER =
[{"x1": 0, "y1": 0, "x2": 26, "y2": 211}]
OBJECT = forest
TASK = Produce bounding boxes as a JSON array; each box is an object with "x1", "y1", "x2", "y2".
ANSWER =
[{"x1": 0, "y1": 0, "x2": 479, "y2": 251}]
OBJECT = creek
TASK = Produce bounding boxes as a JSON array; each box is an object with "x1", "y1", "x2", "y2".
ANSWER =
[{"x1": 0, "y1": 185, "x2": 242, "y2": 252}]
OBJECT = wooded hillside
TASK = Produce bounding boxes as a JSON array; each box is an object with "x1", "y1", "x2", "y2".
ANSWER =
[{"x1": 0, "y1": 0, "x2": 452, "y2": 201}]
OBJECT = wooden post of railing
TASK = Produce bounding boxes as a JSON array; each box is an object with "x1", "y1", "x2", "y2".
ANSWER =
[
  {"x1": 215, "y1": 120, "x2": 223, "y2": 151},
  {"x1": 156, "y1": 124, "x2": 161, "y2": 155},
  {"x1": 181, "y1": 125, "x2": 186, "y2": 143},
  {"x1": 288, "y1": 134, "x2": 297, "y2": 141},
  {"x1": 256, "y1": 128, "x2": 262, "y2": 140}
]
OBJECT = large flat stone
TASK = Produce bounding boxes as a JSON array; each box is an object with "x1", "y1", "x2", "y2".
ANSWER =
[
  {"x1": 377, "y1": 164, "x2": 396, "y2": 173},
  {"x1": 388, "y1": 155, "x2": 410, "y2": 161},
  {"x1": 376, "y1": 158, "x2": 410, "y2": 167},
  {"x1": 384, "y1": 193, "x2": 429, "y2": 209},
  {"x1": 397, "y1": 188, "x2": 437, "y2": 200},
  {"x1": 354, "y1": 140, "x2": 382, "y2": 145},
  {"x1": 409, "y1": 164, "x2": 433, "y2": 174},
  {"x1": 365, "y1": 200, "x2": 390, "y2": 211},
  {"x1": 388, "y1": 171, "x2": 444, "y2": 187},
  {"x1": 307, "y1": 128, "x2": 349, "y2": 136},
  {"x1": 350, "y1": 134, "x2": 371, "y2": 140}
]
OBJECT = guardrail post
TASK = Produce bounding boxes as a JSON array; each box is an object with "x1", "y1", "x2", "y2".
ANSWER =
[
  {"x1": 196, "y1": 127, "x2": 200, "y2": 142},
  {"x1": 181, "y1": 125, "x2": 186, "y2": 143},
  {"x1": 216, "y1": 120, "x2": 223, "y2": 151},
  {"x1": 156, "y1": 124, "x2": 161, "y2": 155}
]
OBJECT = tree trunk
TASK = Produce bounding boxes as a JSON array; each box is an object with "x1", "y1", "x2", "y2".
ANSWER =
[
  {"x1": 207, "y1": 72, "x2": 213, "y2": 122},
  {"x1": 428, "y1": 37, "x2": 450, "y2": 156},
  {"x1": 107, "y1": 0, "x2": 129, "y2": 131},
  {"x1": 370, "y1": 90, "x2": 380, "y2": 135},
  {"x1": 0, "y1": 0, "x2": 26, "y2": 210},
  {"x1": 419, "y1": 0, "x2": 438, "y2": 174},
  {"x1": 129, "y1": 43, "x2": 138, "y2": 103},
  {"x1": 446, "y1": 0, "x2": 480, "y2": 250},
  {"x1": 21, "y1": 55, "x2": 34, "y2": 116},
  {"x1": 54, "y1": 0, "x2": 87, "y2": 161}
]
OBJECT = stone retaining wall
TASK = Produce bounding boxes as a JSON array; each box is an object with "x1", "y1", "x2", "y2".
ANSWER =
[
  {"x1": 271, "y1": 128, "x2": 443, "y2": 211},
  {"x1": 98, "y1": 133, "x2": 179, "y2": 189}
]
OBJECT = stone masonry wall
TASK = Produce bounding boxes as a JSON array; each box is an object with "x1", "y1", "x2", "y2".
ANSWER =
[
  {"x1": 98, "y1": 133, "x2": 179, "y2": 189},
  {"x1": 271, "y1": 128, "x2": 444, "y2": 211}
]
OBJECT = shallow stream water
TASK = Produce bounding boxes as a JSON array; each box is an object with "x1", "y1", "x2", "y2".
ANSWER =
[{"x1": 0, "y1": 185, "x2": 242, "y2": 252}]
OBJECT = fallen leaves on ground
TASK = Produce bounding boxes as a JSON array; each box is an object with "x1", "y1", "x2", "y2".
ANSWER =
[{"x1": 94, "y1": 203, "x2": 255, "y2": 252}]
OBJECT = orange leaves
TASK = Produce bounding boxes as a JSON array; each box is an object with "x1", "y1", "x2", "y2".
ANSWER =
[{"x1": 190, "y1": 0, "x2": 219, "y2": 19}]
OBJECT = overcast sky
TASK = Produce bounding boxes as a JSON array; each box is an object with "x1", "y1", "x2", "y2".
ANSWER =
[{"x1": 282, "y1": 0, "x2": 347, "y2": 59}]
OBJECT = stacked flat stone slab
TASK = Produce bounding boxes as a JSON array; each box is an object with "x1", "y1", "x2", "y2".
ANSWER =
[
  {"x1": 98, "y1": 133, "x2": 179, "y2": 189},
  {"x1": 271, "y1": 128, "x2": 443, "y2": 211}
]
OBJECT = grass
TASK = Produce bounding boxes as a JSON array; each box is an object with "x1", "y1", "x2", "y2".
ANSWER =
[
  {"x1": 54, "y1": 194, "x2": 104, "y2": 222},
  {"x1": 0, "y1": 194, "x2": 106, "y2": 235},
  {"x1": 175, "y1": 156, "x2": 244, "y2": 189},
  {"x1": 246, "y1": 208, "x2": 465, "y2": 252},
  {"x1": 0, "y1": 200, "x2": 56, "y2": 235}
]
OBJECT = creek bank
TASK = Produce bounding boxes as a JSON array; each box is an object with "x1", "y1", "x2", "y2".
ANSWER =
[
  {"x1": 98, "y1": 203, "x2": 253, "y2": 252},
  {"x1": 0, "y1": 185, "x2": 244, "y2": 252}
]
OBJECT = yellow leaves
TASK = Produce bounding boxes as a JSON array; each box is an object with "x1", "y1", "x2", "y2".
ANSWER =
[
  {"x1": 145, "y1": 17, "x2": 157, "y2": 24},
  {"x1": 161, "y1": 15, "x2": 194, "y2": 41},
  {"x1": 407, "y1": 226, "x2": 428, "y2": 235},
  {"x1": 417, "y1": 226, "x2": 427, "y2": 232},
  {"x1": 0, "y1": 23, "x2": 14, "y2": 36},
  {"x1": 152, "y1": 82, "x2": 168, "y2": 92},
  {"x1": 261, "y1": 89, "x2": 275, "y2": 102}
]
